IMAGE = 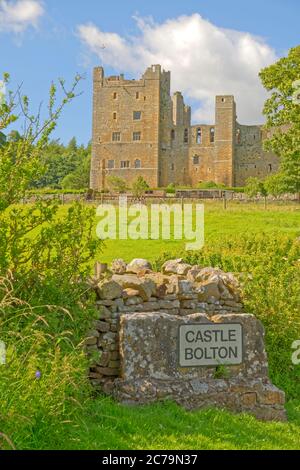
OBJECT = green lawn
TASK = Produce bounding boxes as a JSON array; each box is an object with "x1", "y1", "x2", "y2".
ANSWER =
[{"x1": 31, "y1": 399, "x2": 300, "y2": 450}]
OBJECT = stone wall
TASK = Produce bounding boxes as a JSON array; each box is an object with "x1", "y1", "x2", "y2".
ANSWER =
[
  {"x1": 87, "y1": 258, "x2": 286, "y2": 421},
  {"x1": 234, "y1": 124, "x2": 280, "y2": 186}
]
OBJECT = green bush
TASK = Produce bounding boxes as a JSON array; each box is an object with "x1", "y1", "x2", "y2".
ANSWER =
[
  {"x1": 28, "y1": 188, "x2": 87, "y2": 195},
  {"x1": 197, "y1": 181, "x2": 225, "y2": 189}
]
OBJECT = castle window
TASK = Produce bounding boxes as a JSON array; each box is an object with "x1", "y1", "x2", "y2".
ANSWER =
[
  {"x1": 184, "y1": 129, "x2": 189, "y2": 144},
  {"x1": 133, "y1": 132, "x2": 141, "y2": 141},
  {"x1": 134, "y1": 159, "x2": 141, "y2": 169},
  {"x1": 133, "y1": 111, "x2": 142, "y2": 120},
  {"x1": 236, "y1": 129, "x2": 241, "y2": 144},
  {"x1": 268, "y1": 164, "x2": 272, "y2": 172},
  {"x1": 193, "y1": 156, "x2": 200, "y2": 165},
  {"x1": 171, "y1": 130, "x2": 175, "y2": 140},
  {"x1": 210, "y1": 128, "x2": 215, "y2": 143},
  {"x1": 171, "y1": 164, "x2": 175, "y2": 171},
  {"x1": 136, "y1": 92, "x2": 140, "y2": 99},
  {"x1": 113, "y1": 92, "x2": 117, "y2": 100},
  {"x1": 112, "y1": 132, "x2": 121, "y2": 142},
  {"x1": 196, "y1": 128, "x2": 202, "y2": 144},
  {"x1": 113, "y1": 112, "x2": 117, "y2": 120},
  {"x1": 107, "y1": 160, "x2": 115, "y2": 169},
  {"x1": 121, "y1": 161, "x2": 130, "y2": 169}
]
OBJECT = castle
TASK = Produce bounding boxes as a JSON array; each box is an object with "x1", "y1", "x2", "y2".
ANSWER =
[{"x1": 90, "y1": 65, "x2": 279, "y2": 190}]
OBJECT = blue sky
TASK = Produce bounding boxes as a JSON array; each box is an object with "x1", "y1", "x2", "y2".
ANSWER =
[{"x1": 0, "y1": 0, "x2": 299, "y2": 145}]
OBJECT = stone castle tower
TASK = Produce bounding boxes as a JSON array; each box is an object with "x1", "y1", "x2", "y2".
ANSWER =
[{"x1": 91, "y1": 65, "x2": 279, "y2": 190}]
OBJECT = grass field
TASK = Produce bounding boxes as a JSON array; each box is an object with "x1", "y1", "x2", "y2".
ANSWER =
[
  {"x1": 25, "y1": 399, "x2": 300, "y2": 451},
  {"x1": 1, "y1": 200, "x2": 300, "y2": 450},
  {"x1": 95, "y1": 200, "x2": 300, "y2": 263}
]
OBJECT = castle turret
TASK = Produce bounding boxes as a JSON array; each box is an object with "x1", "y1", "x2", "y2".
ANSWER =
[{"x1": 214, "y1": 96, "x2": 236, "y2": 187}]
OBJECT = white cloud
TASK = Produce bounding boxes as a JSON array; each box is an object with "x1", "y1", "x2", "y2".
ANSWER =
[
  {"x1": 78, "y1": 14, "x2": 277, "y2": 124},
  {"x1": 0, "y1": 0, "x2": 44, "y2": 34}
]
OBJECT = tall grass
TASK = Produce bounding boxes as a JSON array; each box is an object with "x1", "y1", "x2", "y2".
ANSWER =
[{"x1": 0, "y1": 273, "x2": 97, "y2": 450}]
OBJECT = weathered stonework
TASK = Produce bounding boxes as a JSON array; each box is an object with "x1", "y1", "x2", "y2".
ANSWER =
[
  {"x1": 87, "y1": 258, "x2": 286, "y2": 422},
  {"x1": 91, "y1": 66, "x2": 279, "y2": 190}
]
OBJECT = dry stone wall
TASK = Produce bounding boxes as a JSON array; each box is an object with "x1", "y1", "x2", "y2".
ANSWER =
[{"x1": 87, "y1": 258, "x2": 286, "y2": 421}]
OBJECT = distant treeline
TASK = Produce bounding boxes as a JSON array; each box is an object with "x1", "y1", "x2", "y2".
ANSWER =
[{"x1": 2, "y1": 131, "x2": 91, "y2": 190}]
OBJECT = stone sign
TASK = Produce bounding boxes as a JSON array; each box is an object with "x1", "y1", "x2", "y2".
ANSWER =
[
  {"x1": 87, "y1": 258, "x2": 287, "y2": 422},
  {"x1": 179, "y1": 323, "x2": 243, "y2": 367}
]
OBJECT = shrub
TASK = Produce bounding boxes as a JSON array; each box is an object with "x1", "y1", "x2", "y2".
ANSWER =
[
  {"x1": 107, "y1": 176, "x2": 127, "y2": 193},
  {"x1": 132, "y1": 176, "x2": 149, "y2": 199}
]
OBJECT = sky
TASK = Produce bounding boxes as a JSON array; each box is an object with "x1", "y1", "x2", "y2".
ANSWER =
[{"x1": 0, "y1": 0, "x2": 299, "y2": 145}]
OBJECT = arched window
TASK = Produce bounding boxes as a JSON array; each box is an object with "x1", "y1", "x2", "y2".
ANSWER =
[
  {"x1": 236, "y1": 129, "x2": 241, "y2": 144},
  {"x1": 134, "y1": 159, "x2": 141, "y2": 169},
  {"x1": 210, "y1": 127, "x2": 215, "y2": 143},
  {"x1": 196, "y1": 128, "x2": 202, "y2": 144},
  {"x1": 171, "y1": 129, "x2": 175, "y2": 141},
  {"x1": 184, "y1": 129, "x2": 189, "y2": 144}
]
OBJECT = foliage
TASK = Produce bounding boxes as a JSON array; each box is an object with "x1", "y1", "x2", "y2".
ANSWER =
[
  {"x1": 166, "y1": 183, "x2": 176, "y2": 194},
  {"x1": 0, "y1": 74, "x2": 101, "y2": 450},
  {"x1": 31, "y1": 139, "x2": 91, "y2": 190},
  {"x1": 107, "y1": 176, "x2": 127, "y2": 193},
  {"x1": 131, "y1": 176, "x2": 149, "y2": 199},
  {"x1": 264, "y1": 173, "x2": 287, "y2": 197},
  {"x1": 245, "y1": 177, "x2": 268, "y2": 198},
  {"x1": 260, "y1": 46, "x2": 300, "y2": 195},
  {"x1": 28, "y1": 188, "x2": 87, "y2": 195},
  {"x1": 0, "y1": 73, "x2": 83, "y2": 210},
  {"x1": 61, "y1": 154, "x2": 91, "y2": 190},
  {"x1": 197, "y1": 181, "x2": 226, "y2": 189}
]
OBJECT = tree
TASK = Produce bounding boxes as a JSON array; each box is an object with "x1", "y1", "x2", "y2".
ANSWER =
[
  {"x1": 260, "y1": 46, "x2": 300, "y2": 197},
  {"x1": 245, "y1": 177, "x2": 268, "y2": 208},
  {"x1": 264, "y1": 173, "x2": 287, "y2": 198},
  {"x1": 67, "y1": 136, "x2": 77, "y2": 151},
  {"x1": 0, "y1": 73, "x2": 83, "y2": 209},
  {"x1": 29, "y1": 138, "x2": 90, "y2": 189},
  {"x1": 107, "y1": 176, "x2": 127, "y2": 193},
  {"x1": 131, "y1": 176, "x2": 149, "y2": 199},
  {"x1": 0, "y1": 131, "x2": 5, "y2": 146},
  {"x1": 61, "y1": 155, "x2": 91, "y2": 190}
]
